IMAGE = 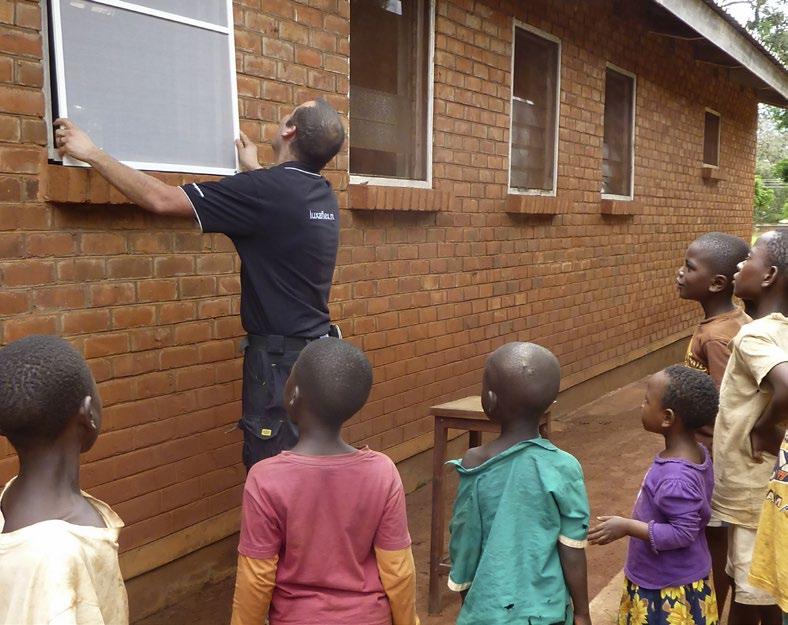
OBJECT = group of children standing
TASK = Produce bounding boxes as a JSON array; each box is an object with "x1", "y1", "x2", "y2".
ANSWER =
[{"x1": 0, "y1": 230, "x2": 787, "y2": 625}]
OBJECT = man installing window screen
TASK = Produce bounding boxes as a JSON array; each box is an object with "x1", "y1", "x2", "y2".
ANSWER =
[{"x1": 55, "y1": 99, "x2": 345, "y2": 471}]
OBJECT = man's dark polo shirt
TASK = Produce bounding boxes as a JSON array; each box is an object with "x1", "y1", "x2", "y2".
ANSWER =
[{"x1": 181, "y1": 161, "x2": 339, "y2": 338}]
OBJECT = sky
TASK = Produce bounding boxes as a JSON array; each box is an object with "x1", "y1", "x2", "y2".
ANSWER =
[{"x1": 723, "y1": 3, "x2": 754, "y2": 25}]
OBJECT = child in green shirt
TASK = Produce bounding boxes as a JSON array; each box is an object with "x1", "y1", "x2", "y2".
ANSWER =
[{"x1": 448, "y1": 342, "x2": 591, "y2": 625}]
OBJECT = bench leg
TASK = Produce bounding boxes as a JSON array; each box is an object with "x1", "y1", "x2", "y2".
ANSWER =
[{"x1": 428, "y1": 418, "x2": 448, "y2": 615}]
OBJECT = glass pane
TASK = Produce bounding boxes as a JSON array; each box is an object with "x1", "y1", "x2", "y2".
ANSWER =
[
  {"x1": 349, "y1": 0, "x2": 429, "y2": 180},
  {"x1": 602, "y1": 68, "x2": 634, "y2": 196},
  {"x1": 510, "y1": 27, "x2": 558, "y2": 191},
  {"x1": 122, "y1": 1, "x2": 227, "y2": 27},
  {"x1": 57, "y1": 0, "x2": 235, "y2": 171},
  {"x1": 703, "y1": 112, "x2": 720, "y2": 166}
]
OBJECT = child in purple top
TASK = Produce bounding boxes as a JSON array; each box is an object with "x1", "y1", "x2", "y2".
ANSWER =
[{"x1": 589, "y1": 365, "x2": 719, "y2": 625}]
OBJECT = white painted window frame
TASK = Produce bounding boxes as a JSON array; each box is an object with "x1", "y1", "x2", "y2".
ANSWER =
[
  {"x1": 348, "y1": 0, "x2": 435, "y2": 189},
  {"x1": 43, "y1": 0, "x2": 240, "y2": 176},
  {"x1": 601, "y1": 62, "x2": 636, "y2": 202},
  {"x1": 703, "y1": 107, "x2": 721, "y2": 168},
  {"x1": 508, "y1": 20, "x2": 561, "y2": 197}
]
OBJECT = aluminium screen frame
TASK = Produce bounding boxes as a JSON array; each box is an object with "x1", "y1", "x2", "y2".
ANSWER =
[{"x1": 46, "y1": 0, "x2": 240, "y2": 176}]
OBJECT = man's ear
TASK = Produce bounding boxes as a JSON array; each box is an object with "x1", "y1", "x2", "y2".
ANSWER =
[
  {"x1": 661, "y1": 408, "x2": 676, "y2": 429},
  {"x1": 709, "y1": 274, "x2": 728, "y2": 293},
  {"x1": 281, "y1": 124, "x2": 296, "y2": 140}
]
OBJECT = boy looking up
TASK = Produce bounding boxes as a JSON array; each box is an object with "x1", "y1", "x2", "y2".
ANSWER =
[
  {"x1": 0, "y1": 336, "x2": 128, "y2": 625},
  {"x1": 676, "y1": 231, "x2": 749, "y2": 613},
  {"x1": 231, "y1": 338, "x2": 419, "y2": 625},
  {"x1": 677, "y1": 232, "x2": 750, "y2": 388},
  {"x1": 448, "y1": 342, "x2": 591, "y2": 625},
  {"x1": 712, "y1": 230, "x2": 788, "y2": 625}
]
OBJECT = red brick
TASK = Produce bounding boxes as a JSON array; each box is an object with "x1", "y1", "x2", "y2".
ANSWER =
[
  {"x1": 62, "y1": 309, "x2": 111, "y2": 335},
  {"x1": 0, "y1": 290, "x2": 29, "y2": 314},
  {"x1": 1, "y1": 259, "x2": 53, "y2": 286},
  {"x1": 107, "y1": 257, "x2": 152, "y2": 279},
  {"x1": 89, "y1": 283, "x2": 136, "y2": 307},
  {"x1": 3, "y1": 314, "x2": 57, "y2": 342},
  {"x1": 81, "y1": 232, "x2": 126, "y2": 255},
  {"x1": 0, "y1": 85, "x2": 42, "y2": 115},
  {"x1": 56, "y1": 258, "x2": 106, "y2": 282},
  {"x1": 154, "y1": 255, "x2": 194, "y2": 277},
  {"x1": 27, "y1": 232, "x2": 76, "y2": 257},
  {"x1": 113, "y1": 305, "x2": 156, "y2": 329},
  {"x1": 83, "y1": 333, "x2": 129, "y2": 358},
  {"x1": 0, "y1": 144, "x2": 40, "y2": 174},
  {"x1": 14, "y1": 3, "x2": 41, "y2": 30},
  {"x1": 0, "y1": 26, "x2": 40, "y2": 57},
  {"x1": 137, "y1": 279, "x2": 177, "y2": 302},
  {"x1": 34, "y1": 284, "x2": 86, "y2": 309}
]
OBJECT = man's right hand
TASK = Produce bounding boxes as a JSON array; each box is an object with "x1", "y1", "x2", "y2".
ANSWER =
[
  {"x1": 54, "y1": 118, "x2": 102, "y2": 164},
  {"x1": 236, "y1": 131, "x2": 262, "y2": 172}
]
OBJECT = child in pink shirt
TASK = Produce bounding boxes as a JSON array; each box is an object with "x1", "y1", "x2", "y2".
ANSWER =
[{"x1": 230, "y1": 338, "x2": 420, "y2": 625}]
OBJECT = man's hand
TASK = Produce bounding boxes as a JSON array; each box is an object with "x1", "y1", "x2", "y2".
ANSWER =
[
  {"x1": 750, "y1": 423, "x2": 784, "y2": 461},
  {"x1": 236, "y1": 131, "x2": 261, "y2": 172},
  {"x1": 588, "y1": 516, "x2": 631, "y2": 545},
  {"x1": 54, "y1": 118, "x2": 102, "y2": 163}
]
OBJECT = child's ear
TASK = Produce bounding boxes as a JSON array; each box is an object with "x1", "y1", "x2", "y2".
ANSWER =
[
  {"x1": 661, "y1": 408, "x2": 676, "y2": 429},
  {"x1": 763, "y1": 265, "x2": 779, "y2": 288},
  {"x1": 709, "y1": 274, "x2": 728, "y2": 293},
  {"x1": 289, "y1": 384, "x2": 300, "y2": 409},
  {"x1": 78, "y1": 396, "x2": 98, "y2": 432},
  {"x1": 483, "y1": 389, "x2": 498, "y2": 417}
]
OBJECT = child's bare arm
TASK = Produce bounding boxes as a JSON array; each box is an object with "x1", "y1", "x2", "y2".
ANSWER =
[
  {"x1": 588, "y1": 516, "x2": 649, "y2": 545},
  {"x1": 230, "y1": 555, "x2": 278, "y2": 625},
  {"x1": 751, "y1": 362, "x2": 788, "y2": 459},
  {"x1": 557, "y1": 544, "x2": 591, "y2": 625},
  {"x1": 374, "y1": 546, "x2": 420, "y2": 625}
]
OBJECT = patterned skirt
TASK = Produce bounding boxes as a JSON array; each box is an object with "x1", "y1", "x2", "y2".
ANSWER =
[{"x1": 618, "y1": 576, "x2": 719, "y2": 625}]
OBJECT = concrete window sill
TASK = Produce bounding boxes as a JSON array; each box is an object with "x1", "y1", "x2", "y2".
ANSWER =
[{"x1": 348, "y1": 184, "x2": 450, "y2": 212}]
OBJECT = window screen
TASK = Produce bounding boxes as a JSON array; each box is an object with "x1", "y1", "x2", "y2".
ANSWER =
[
  {"x1": 349, "y1": 0, "x2": 431, "y2": 181},
  {"x1": 602, "y1": 67, "x2": 635, "y2": 197},
  {"x1": 703, "y1": 111, "x2": 720, "y2": 167},
  {"x1": 48, "y1": 0, "x2": 238, "y2": 175},
  {"x1": 509, "y1": 26, "x2": 559, "y2": 193}
]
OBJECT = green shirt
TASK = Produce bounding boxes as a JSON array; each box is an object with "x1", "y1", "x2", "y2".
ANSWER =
[{"x1": 448, "y1": 438, "x2": 590, "y2": 625}]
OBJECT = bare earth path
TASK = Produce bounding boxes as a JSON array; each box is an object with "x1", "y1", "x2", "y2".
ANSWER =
[{"x1": 135, "y1": 378, "x2": 658, "y2": 625}]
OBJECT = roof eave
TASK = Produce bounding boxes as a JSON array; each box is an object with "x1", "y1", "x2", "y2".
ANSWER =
[{"x1": 651, "y1": 0, "x2": 788, "y2": 107}]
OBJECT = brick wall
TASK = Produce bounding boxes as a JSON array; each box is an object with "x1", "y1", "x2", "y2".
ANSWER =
[{"x1": 0, "y1": 0, "x2": 757, "y2": 568}]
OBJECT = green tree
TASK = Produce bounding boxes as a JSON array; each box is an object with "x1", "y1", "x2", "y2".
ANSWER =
[
  {"x1": 754, "y1": 175, "x2": 778, "y2": 222},
  {"x1": 718, "y1": 1, "x2": 787, "y2": 130},
  {"x1": 775, "y1": 158, "x2": 788, "y2": 182}
]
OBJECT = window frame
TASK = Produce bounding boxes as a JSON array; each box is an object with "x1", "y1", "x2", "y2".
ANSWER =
[
  {"x1": 601, "y1": 62, "x2": 636, "y2": 202},
  {"x1": 348, "y1": 0, "x2": 436, "y2": 189},
  {"x1": 507, "y1": 20, "x2": 561, "y2": 197},
  {"x1": 703, "y1": 107, "x2": 721, "y2": 168},
  {"x1": 43, "y1": 0, "x2": 240, "y2": 176}
]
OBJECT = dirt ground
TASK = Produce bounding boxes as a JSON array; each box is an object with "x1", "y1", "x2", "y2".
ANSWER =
[{"x1": 136, "y1": 377, "x2": 659, "y2": 625}]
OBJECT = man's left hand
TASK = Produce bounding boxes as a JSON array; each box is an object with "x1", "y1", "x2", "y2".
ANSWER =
[
  {"x1": 54, "y1": 118, "x2": 101, "y2": 163},
  {"x1": 236, "y1": 131, "x2": 262, "y2": 172}
]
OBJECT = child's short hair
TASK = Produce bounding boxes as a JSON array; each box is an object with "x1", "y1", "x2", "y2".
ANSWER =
[
  {"x1": 294, "y1": 337, "x2": 372, "y2": 427},
  {"x1": 0, "y1": 335, "x2": 94, "y2": 443},
  {"x1": 660, "y1": 365, "x2": 718, "y2": 430},
  {"x1": 692, "y1": 232, "x2": 749, "y2": 279},
  {"x1": 762, "y1": 229, "x2": 788, "y2": 273}
]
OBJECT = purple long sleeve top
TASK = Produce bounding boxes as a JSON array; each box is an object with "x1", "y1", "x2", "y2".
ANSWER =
[{"x1": 624, "y1": 447, "x2": 714, "y2": 589}]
